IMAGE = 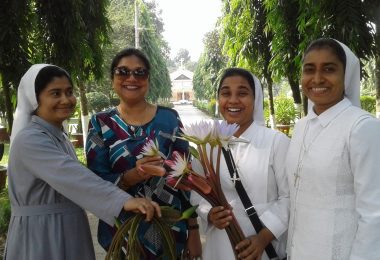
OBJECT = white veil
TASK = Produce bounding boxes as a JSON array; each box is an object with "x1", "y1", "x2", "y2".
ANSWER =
[
  {"x1": 10, "y1": 64, "x2": 50, "y2": 145},
  {"x1": 252, "y1": 74, "x2": 265, "y2": 125},
  {"x1": 308, "y1": 39, "x2": 361, "y2": 112},
  {"x1": 335, "y1": 39, "x2": 361, "y2": 108}
]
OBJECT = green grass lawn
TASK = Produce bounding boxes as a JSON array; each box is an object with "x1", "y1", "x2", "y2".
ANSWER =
[{"x1": 0, "y1": 143, "x2": 9, "y2": 167}]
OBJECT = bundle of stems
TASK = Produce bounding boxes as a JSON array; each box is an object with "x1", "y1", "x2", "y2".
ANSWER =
[
  {"x1": 106, "y1": 206, "x2": 196, "y2": 260},
  {"x1": 165, "y1": 120, "x2": 246, "y2": 257}
]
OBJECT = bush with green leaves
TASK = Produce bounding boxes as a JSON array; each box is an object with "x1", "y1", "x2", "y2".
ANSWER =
[
  {"x1": 274, "y1": 96, "x2": 297, "y2": 125},
  {"x1": 207, "y1": 99, "x2": 217, "y2": 117},
  {"x1": 86, "y1": 92, "x2": 110, "y2": 113},
  {"x1": 360, "y1": 96, "x2": 376, "y2": 114},
  {"x1": 0, "y1": 189, "x2": 10, "y2": 236}
]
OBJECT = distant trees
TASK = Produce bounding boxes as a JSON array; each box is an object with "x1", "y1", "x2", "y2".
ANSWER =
[{"x1": 194, "y1": 0, "x2": 380, "y2": 119}]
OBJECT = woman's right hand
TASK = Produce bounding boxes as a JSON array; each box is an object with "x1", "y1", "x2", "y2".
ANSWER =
[
  {"x1": 208, "y1": 206, "x2": 233, "y2": 230},
  {"x1": 123, "y1": 198, "x2": 161, "y2": 221},
  {"x1": 135, "y1": 156, "x2": 165, "y2": 180}
]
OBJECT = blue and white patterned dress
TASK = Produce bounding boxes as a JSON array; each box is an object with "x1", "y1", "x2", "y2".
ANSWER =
[{"x1": 86, "y1": 106, "x2": 192, "y2": 258}]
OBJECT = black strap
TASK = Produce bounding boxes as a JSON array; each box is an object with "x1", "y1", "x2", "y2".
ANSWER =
[{"x1": 222, "y1": 148, "x2": 278, "y2": 259}]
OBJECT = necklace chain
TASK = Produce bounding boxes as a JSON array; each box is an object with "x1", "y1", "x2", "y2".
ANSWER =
[{"x1": 117, "y1": 102, "x2": 149, "y2": 126}]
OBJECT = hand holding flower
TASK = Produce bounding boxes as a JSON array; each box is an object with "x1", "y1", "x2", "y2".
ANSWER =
[
  {"x1": 208, "y1": 206, "x2": 233, "y2": 230},
  {"x1": 235, "y1": 228, "x2": 275, "y2": 260}
]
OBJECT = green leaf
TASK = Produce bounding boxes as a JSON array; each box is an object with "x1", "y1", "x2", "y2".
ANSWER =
[
  {"x1": 189, "y1": 146, "x2": 200, "y2": 160},
  {"x1": 179, "y1": 205, "x2": 199, "y2": 220}
]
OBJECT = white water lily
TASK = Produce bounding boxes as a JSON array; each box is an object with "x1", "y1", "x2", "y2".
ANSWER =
[
  {"x1": 212, "y1": 120, "x2": 240, "y2": 149},
  {"x1": 166, "y1": 151, "x2": 189, "y2": 177},
  {"x1": 181, "y1": 121, "x2": 213, "y2": 144},
  {"x1": 141, "y1": 139, "x2": 166, "y2": 159}
]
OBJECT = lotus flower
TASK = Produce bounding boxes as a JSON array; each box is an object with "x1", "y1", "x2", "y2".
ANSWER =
[
  {"x1": 212, "y1": 120, "x2": 240, "y2": 149},
  {"x1": 165, "y1": 151, "x2": 190, "y2": 178},
  {"x1": 180, "y1": 121, "x2": 213, "y2": 144},
  {"x1": 141, "y1": 139, "x2": 166, "y2": 159}
]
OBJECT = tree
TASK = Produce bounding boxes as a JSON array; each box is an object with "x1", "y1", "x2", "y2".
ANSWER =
[
  {"x1": 220, "y1": 0, "x2": 278, "y2": 127},
  {"x1": 174, "y1": 49, "x2": 191, "y2": 66},
  {"x1": 0, "y1": 0, "x2": 31, "y2": 131},
  {"x1": 265, "y1": 0, "x2": 306, "y2": 113},
  {"x1": 193, "y1": 29, "x2": 227, "y2": 101},
  {"x1": 0, "y1": 0, "x2": 111, "y2": 141},
  {"x1": 138, "y1": 0, "x2": 172, "y2": 101}
]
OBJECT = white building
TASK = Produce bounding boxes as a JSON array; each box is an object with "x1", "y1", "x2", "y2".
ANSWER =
[{"x1": 170, "y1": 68, "x2": 194, "y2": 102}]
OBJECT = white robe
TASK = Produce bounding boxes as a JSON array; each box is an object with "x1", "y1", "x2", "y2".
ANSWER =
[
  {"x1": 191, "y1": 122, "x2": 290, "y2": 260},
  {"x1": 286, "y1": 98, "x2": 380, "y2": 260}
]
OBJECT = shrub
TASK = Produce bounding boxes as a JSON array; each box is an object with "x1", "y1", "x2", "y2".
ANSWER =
[
  {"x1": 207, "y1": 99, "x2": 217, "y2": 117},
  {"x1": 86, "y1": 92, "x2": 110, "y2": 113},
  {"x1": 274, "y1": 96, "x2": 297, "y2": 125},
  {"x1": 0, "y1": 189, "x2": 10, "y2": 235},
  {"x1": 360, "y1": 96, "x2": 376, "y2": 114}
]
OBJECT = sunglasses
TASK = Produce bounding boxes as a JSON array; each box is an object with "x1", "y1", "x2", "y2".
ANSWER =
[{"x1": 113, "y1": 67, "x2": 149, "y2": 80}]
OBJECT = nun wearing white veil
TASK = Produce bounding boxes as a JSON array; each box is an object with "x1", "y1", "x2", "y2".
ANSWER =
[
  {"x1": 5, "y1": 64, "x2": 160, "y2": 260},
  {"x1": 190, "y1": 68, "x2": 290, "y2": 259},
  {"x1": 286, "y1": 38, "x2": 380, "y2": 259}
]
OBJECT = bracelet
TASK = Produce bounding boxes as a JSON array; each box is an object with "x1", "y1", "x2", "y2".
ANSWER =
[
  {"x1": 187, "y1": 224, "x2": 199, "y2": 230},
  {"x1": 117, "y1": 171, "x2": 129, "y2": 190}
]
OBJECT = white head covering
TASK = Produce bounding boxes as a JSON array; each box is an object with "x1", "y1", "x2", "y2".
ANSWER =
[
  {"x1": 335, "y1": 39, "x2": 361, "y2": 108},
  {"x1": 307, "y1": 39, "x2": 361, "y2": 112},
  {"x1": 10, "y1": 64, "x2": 50, "y2": 145},
  {"x1": 252, "y1": 74, "x2": 265, "y2": 125}
]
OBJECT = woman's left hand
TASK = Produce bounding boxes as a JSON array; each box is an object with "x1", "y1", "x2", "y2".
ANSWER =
[
  {"x1": 183, "y1": 229, "x2": 202, "y2": 259},
  {"x1": 235, "y1": 227, "x2": 275, "y2": 260},
  {"x1": 235, "y1": 235, "x2": 266, "y2": 260}
]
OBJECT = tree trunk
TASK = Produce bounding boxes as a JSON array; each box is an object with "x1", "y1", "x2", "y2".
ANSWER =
[
  {"x1": 288, "y1": 75, "x2": 302, "y2": 104},
  {"x1": 375, "y1": 23, "x2": 380, "y2": 119},
  {"x1": 266, "y1": 76, "x2": 276, "y2": 129},
  {"x1": 78, "y1": 80, "x2": 89, "y2": 148},
  {"x1": 1, "y1": 75, "x2": 14, "y2": 133}
]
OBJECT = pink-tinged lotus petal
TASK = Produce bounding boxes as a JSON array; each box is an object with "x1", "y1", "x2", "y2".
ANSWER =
[
  {"x1": 141, "y1": 139, "x2": 160, "y2": 157},
  {"x1": 164, "y1": 159, "x2": 176, "y2": 169},
  {"x1": 166, "y1": 152, "x2": 188, "y2": 177}
]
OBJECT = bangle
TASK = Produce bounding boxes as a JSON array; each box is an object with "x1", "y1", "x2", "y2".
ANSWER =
[
  {"x1": 118, "y1": 171, "x2": 128, "y2": 190},
  {"x1": 187, "y1": 224, "x2": 199, "y2": 230}
]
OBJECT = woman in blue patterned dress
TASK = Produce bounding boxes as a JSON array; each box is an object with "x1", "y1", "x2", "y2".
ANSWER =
[{"x1": 85, "y1": 48, "x2": 202, "y2": 259}]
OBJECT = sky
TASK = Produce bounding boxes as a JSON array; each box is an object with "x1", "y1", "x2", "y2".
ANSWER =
[{"x1": 155, "y1": 0, "x2": 222, "y2": 61}]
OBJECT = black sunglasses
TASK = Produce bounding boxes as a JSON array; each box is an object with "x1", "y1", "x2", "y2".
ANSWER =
[{"x1": 113, "y1": 67, "x2": 149, "y2": 80}]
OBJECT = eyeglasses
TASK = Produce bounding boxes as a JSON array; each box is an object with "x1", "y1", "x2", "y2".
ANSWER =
[{"x1": 113, "y1": 67, "x2": 149, "y2": 80}]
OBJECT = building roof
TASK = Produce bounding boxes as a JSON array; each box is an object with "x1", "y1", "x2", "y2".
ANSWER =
[{"x1": 170, "y1": 68, "x2": 194, "y2": 81}]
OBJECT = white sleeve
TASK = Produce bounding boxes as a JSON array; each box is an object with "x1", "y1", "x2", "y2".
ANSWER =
[
  {"x1": 349, "y1": 117, "x2": 380, "y2": 260},
  {"x1": 260, "y1": 132, "x2": 290, "y2": 239}
]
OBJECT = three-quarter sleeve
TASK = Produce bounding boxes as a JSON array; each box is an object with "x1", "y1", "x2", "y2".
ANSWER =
[{"x1": 259, "y1": 132, "x2": 290, "y2": 239}]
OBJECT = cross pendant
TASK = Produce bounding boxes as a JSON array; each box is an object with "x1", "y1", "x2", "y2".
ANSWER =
[
  {"x1": 231, "y1": 171, "x2": 240, "y2": 184},
  {"x1": 294, "y1": 173, "x2": 300, "y2": 187}
]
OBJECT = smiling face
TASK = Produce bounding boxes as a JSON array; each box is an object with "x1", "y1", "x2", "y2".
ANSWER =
[
  {"x1": 302, "y1": 47, "x2": 345, "y2": 115},
  {"x1": 35, "y1": 76, "x2": 76, "y2": 127},
  {"x1": 218, "y1": 75, "x2": 254, "y2": 136},
  {"x1": 112, "y1": 55, "x2": 149, "y2": 105}
]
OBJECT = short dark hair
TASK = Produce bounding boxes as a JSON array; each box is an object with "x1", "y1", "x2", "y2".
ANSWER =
[
  {"x1": 110, "y1": 48, "x2": 151, "y2": 79},
  {"x1": 303, "y1": 38, "x2": 346, "y2": 70},
  {"x1": 218, "y1": 68, "x2": 255, "y2": 95},
  {"x1": 34, "y1": 65, "x2": 73, "y2": 100}
]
